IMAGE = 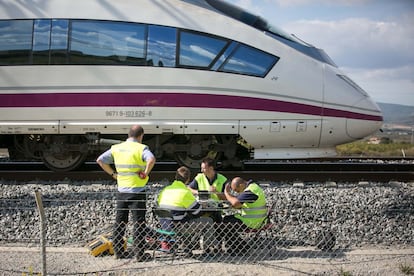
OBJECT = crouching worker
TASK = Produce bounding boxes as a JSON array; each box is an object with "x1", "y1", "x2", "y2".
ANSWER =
[
  {"x1": 221, "y1": 177, "x2": 267, "y2": 255},
  {"x1": 156, "y1": 166, "x2": 216, "y2": 253}
]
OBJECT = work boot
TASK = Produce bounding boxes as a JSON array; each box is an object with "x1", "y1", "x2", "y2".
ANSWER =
[
  {"x1": 160, "y1": 241, "x2": 173, "y2": 252},
  {"x1": 144, "y1": 236, "x2": 157, "y2": 250},
  {"x1": 113, "y1": 251, "x2": 131, "y2": 259},
  {"x1": 204, "y1": 246, "x2": 221, "y2": 258}
]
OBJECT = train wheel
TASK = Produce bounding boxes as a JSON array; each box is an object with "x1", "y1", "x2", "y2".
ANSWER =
[
  {"x1": 42, "y1": 150, "x2": 88, "y2": 172},
  {"x1": 174, "y1": 135, "x2": 222, "y2": 169},
  {"x1": 40, "y1": 135, "x2": 89, "y2": 172},
  {"x1": 23, "y1": 135, "x2": 44, "y2": 159}
]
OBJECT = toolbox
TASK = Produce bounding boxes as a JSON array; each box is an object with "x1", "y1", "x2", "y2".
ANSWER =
[{"x1": 87, "y1": 233, "x2": 128, "y2": 257}]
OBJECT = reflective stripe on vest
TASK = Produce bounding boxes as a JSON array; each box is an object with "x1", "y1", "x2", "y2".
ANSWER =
[
  {"x1": 116, "y1": 164, "x2": 146, "y2": 169},
  {"x1": 195, "y1": 173, "x2": 227, "y2": 201},
  {"x1": 111, "y1": 141, "x2": 148, "y2": 190},
  {"x1": 117, "y1": 172, "x2": 141, "y2": 176},
  {"x1": 235, "y1": 183, "x2": 267, "y2": 229},
  {"x1": 157, "y1": 180, "x2": 201, "y2": 220}
]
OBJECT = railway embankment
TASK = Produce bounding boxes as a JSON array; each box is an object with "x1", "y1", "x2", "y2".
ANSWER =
[{"x1": 0, "y1": 180, "x2": 412, "y2": 249}]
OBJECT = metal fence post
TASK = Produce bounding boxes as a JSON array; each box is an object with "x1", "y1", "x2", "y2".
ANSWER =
[{"x1": 34, "y1": 190, "x2": 47, "y2": 276}]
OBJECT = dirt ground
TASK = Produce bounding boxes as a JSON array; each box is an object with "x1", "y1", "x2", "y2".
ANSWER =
[{"x1": 0, "y1": 246, "x2": 413, "y2": 275}]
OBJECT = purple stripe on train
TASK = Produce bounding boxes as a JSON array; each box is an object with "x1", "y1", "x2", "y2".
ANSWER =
[{"x1": 0, "y1": 92, "x2": 382, "y2": 121}]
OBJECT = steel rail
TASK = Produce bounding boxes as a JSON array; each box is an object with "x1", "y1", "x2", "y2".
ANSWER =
[{"x1": 1, "y1": 160, "x2": 412, "y2": 182}]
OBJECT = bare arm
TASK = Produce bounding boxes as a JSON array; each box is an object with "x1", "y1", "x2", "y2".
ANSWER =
[
  {"x1": 187, "y1": 186, "x2": 199, "y2": 195},
  {"x1": 96, "y1": 158, "x2": 117, "y2": 180},
  {"x1": 144, "y1": 156, "x2": 156, "y2": 175},
  {"x1": 210, "y1": 185, "x2": 226, "y2": 200}
]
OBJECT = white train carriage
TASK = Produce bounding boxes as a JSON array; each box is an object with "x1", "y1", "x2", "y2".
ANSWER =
[{"x1": 0, "y1": 0, "x2": 382, "y2": 171}]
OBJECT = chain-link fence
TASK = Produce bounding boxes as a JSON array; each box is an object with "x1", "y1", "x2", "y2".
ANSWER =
[{"x1": 0, "y1": 181, "x2": 413, "y2": 275}]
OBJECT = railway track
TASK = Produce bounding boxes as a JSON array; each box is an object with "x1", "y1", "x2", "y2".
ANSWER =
[{"x1": 1, "y1": 158, "x2": 413, "y2": 182}]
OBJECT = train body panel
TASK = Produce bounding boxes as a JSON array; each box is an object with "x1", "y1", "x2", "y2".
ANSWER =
[{"x1": 0, "y1": 0, "x2": 382, "y2": 170}]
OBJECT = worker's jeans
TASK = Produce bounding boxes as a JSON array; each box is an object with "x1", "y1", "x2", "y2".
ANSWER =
[{"x1": 113, "y1": 191, "x2": 146, "y2": 256}]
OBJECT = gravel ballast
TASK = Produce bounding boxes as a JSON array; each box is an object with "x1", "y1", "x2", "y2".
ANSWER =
[
  {"x1": 0, "y1": 180, "x2": 413, "y2": 275},
  {"x1": 0, "y1": 180, "x2": 413, "y2": 248}
]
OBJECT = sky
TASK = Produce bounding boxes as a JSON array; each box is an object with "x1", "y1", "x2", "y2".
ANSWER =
[{"x1": 226, "y1": 0, "x2": 414, "y2": 107}]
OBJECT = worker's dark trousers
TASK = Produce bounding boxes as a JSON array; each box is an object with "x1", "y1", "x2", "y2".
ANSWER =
[
  {"x1": 113, "y1": 192, "x2": 147, "y2": 256},
  {"x1": 219, "y1": 215, "x2": 248, "y2": 252}
]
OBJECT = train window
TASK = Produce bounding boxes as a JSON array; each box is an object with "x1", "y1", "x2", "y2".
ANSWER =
[
  {"x1": 219, "y1": 44, "x2": 278, "y2": 77},
  {"x1": 147, "y1": 25, "x2": 176, "y2": 67},
  {"x1": 211, "y1": 41, "x2": 238, "y2": 71},
  {"x1": 0, "y1": 18, "x2": 278, "y2": 77},
  {"x1": 0, "y1": 20, "x2": 33, "y2": 65},
  {"x1": 69, "y1": 20, "x2": 146, "y2": 65},
  {"x1": 50, "y1": 19, "x2": 69, "y2": 64},
  {"x1": 33, "y1": 19, "x2": 51, "y2": 64},
  {"x1": 179, "y1": 31, "x2": 227, "y2": 68}
]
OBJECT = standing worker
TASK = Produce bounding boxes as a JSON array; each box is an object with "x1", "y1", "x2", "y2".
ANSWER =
[
  {"x1": 187, "y1": 157, "x2": 228, "y2": 222},
  {"x1": 96, "y1": 125, "x2": 156, "y2": 261}
]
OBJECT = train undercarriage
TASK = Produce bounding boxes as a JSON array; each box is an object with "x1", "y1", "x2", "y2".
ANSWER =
[{"x1": 2, "y1": 134, "x2": 249, "y2": 172}]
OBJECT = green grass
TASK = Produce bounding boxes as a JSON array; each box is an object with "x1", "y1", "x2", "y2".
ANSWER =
[
  {"x1": 336, "y1": 141, "x2": 414, "y2": 157},
  {"x1": 399, "y1": 263, "x2": 414, "y2": 275},
  {"x1": 338, "y1": 268, "x2": 352, "y2": 276}
]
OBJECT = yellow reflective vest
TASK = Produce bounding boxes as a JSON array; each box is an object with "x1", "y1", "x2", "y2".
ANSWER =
[
  {"x1": 195, "y1": 172, "x2": 227, "y2": 201},
  {"x1": 157, "y1": 180, "x2": 201, "y2": 220},
  {"x1": 235, "y1": 183, "x2": 267, "y2": 229},
  {"x1": 111, "y1": 140, "x2": 148, "y2": 191}
]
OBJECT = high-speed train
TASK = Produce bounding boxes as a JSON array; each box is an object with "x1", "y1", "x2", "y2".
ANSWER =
[{"x1": 0, "y1": 0, "x2": 382, "y2": 171}]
